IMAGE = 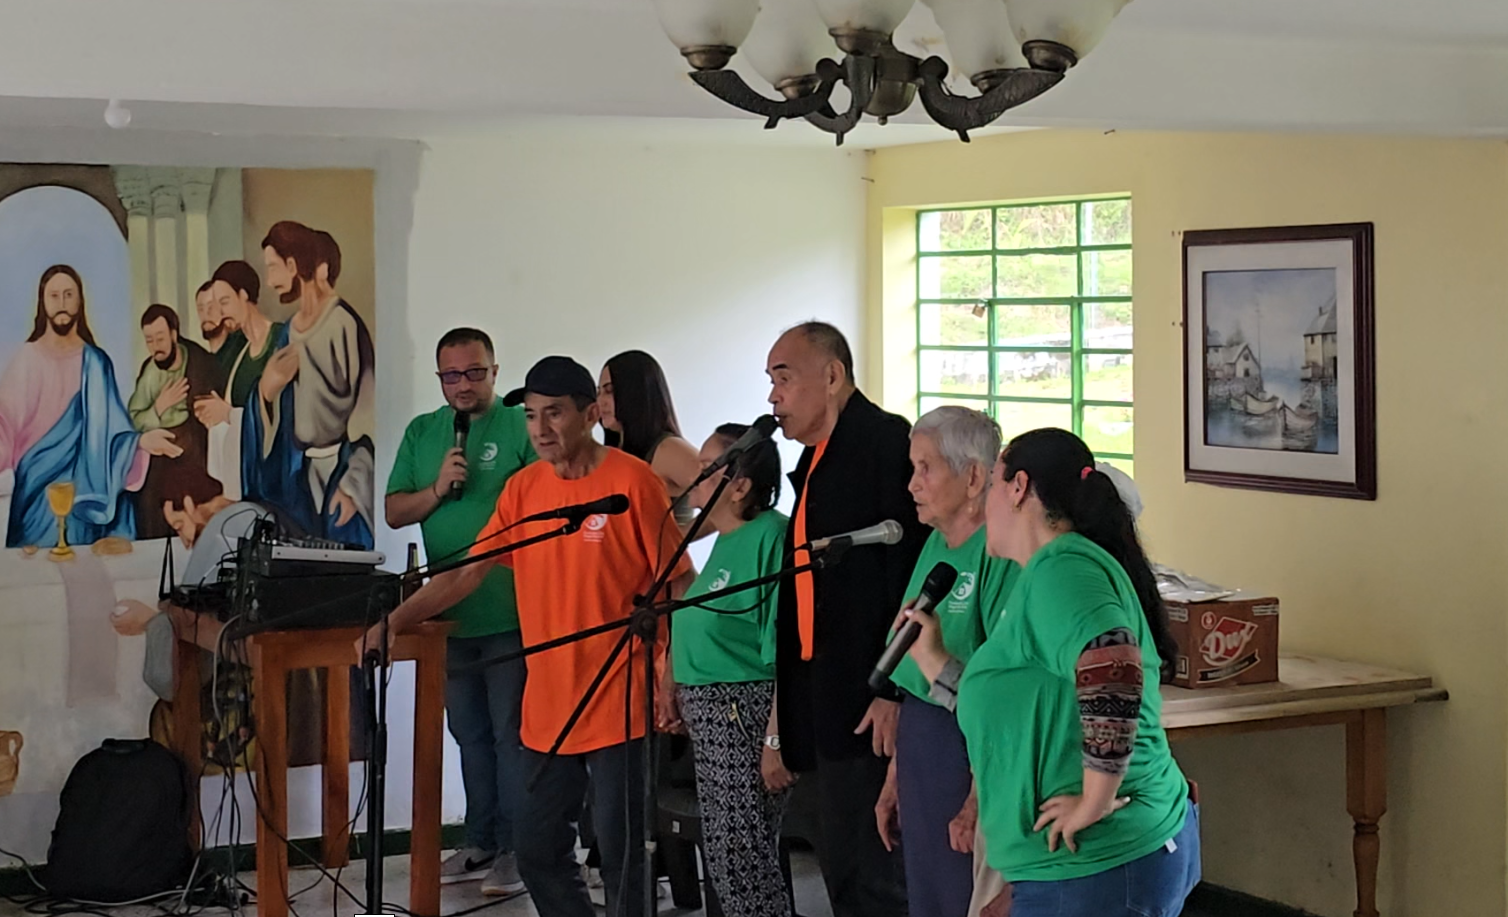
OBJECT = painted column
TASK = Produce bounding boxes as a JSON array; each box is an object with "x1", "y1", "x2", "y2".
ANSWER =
[
  {"x1": 111, "y1": 166, "x2": 152, "y2": 329},
  {"x1": 179, "y1": 167, "x2": 215, "y2": 338},
  {"x1": 147, "y1": 167, "x2": 182, "y2": 312}
]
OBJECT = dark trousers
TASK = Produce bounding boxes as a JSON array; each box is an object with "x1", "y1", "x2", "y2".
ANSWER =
[
  {"x1": 897, "y1": 696, "x2": 974, "y2": 917},
  {"x1": 813, "y1": 751, "x2": 908, "y2": 917},
  {"x1": 516, "y1": 740, "x2": 646, "y2": 917},
  {"x1": 445, "y1": 631, "x2": 526, "y2": 854}
]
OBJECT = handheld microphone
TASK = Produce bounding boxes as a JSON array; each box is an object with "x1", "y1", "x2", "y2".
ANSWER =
[
  {"x1": 692, "y1": 414, "x2": 778, "y2": 486},
  {"x1": 451, "y1": 412, "x2": 471, "y2": 499},
  {"x1": 511, "y1": 493, "x2": 631, "y2": 528},
  {"x1": 808, "y1": 519, "x2": 903, "y2": 554},
  {"x1": 868, "y1": 562, "x2": 959, "y2": 694}
]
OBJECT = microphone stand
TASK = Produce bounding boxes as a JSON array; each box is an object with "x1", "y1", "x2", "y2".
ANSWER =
[
  {"x1": 451, "y1": 556, "x2": 837, "y2": 677},
  {"x1": 459, "y1": 476, "x2": 850, "y2": 917},
  {"x1": 363, "y1": 520, "x2": 585, "y2": 914},
  {"x1": 229, "y1": 519, "x2": 585, "y2": 916},
  {"x1": 362, "y1": 582, "x2": 395, "y2": 915},
  {"x1": 453, "y1": 554, "x2": 840, "y2": 915}
]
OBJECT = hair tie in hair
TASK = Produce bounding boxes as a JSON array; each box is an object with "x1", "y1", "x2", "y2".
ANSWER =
[{"x1": 1081, "y1": 466, "x2": 1094, "y2": 480}]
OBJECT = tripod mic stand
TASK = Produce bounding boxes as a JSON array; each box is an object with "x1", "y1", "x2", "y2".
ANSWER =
[
  {"x1": 353, "y1": 518, "x2": 585, "y2": 915},
  {"x1": 460, "y1": 474, "x2": 853, "y2": 917},
  {"x1": 363, "y1": 586, "x2": 394, "y2": 915}
]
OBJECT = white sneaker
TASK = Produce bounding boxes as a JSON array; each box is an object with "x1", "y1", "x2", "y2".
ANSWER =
[
  {"x1": 481, "y1": 852, "x2": 526, "y2": 898},
  {"x1": 440, "y1": 847, "x2": 495, "y2": 885},
  {"x1": 582, "y1": 868, "x2": 666, "y2": 908},
  {"x1": 584, "y1": 865, "x2": 605, "y2": 908}
]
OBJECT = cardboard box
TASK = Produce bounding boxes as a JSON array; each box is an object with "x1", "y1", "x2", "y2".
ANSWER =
[{"x1": 1164, "y1": 594, "x2": 1279, "y2": 689}]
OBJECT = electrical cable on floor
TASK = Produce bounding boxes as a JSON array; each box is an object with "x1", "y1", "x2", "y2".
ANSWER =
[{"x1": 5, "y1": 562, "x2": 525, "y2": 917}]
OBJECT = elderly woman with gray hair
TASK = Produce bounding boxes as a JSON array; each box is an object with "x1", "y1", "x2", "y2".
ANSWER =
[{"x1": 873, "y1": 406, "x2": 1023, "y2": 917}]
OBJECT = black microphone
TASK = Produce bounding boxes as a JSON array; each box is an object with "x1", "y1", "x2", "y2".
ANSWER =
[
  {"x1": 808, "y1": 520, "x2": 903, "y2": 554},
  {"x1": 868, "y1": 562, "x2": 959, "y2": 694},
  {"x1": 511, "y1": 493, "x2": 631, "y2": 528},
  {"x1": 451, "y1": 412, "x2": 470, "y2": 499},
  {"x1": 692, "y1": 414, "x2": 778, "y2": 486}
]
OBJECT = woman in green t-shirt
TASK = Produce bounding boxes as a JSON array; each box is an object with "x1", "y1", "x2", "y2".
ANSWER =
[
  {"x1": 655, "y1": 423, "x2": 796, "y2": 917},
  {"x1": 904, "y1": 428, "x2": 1200, "y2": 917},
  {"x1": 873, "y1": 406, "x2": 1019, "y2": 917}
]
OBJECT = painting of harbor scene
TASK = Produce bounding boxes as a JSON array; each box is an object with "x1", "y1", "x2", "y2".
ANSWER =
[
  {"x1": 1203, "y1": 268, "x2": 1338, "y2": 454},
  {"x1": 1183, "y1": 223, "x2": 1375, "y2": 500}
]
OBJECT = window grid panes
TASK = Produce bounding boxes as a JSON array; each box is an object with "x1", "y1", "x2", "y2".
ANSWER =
[{"x1": 916, "y1": 199, "x2": 1133, "y2": 464}]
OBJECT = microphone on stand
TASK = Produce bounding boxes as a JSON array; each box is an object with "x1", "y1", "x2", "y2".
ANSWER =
[
  {"x1": 510, "y1": 494, "x2": 631, "y2": 528},
  {"x1": 451, "y1": 412, "x2": 471, "y2": 499},
  {"x1": 807, "y1": 519, "x2": 904, "y2": 554},
  {"x1": 686, "y1": 414, "x2": 778, "y2": 490},
  {"x1": 868, "y1": 561, "x2": 959, "y2": 694}
]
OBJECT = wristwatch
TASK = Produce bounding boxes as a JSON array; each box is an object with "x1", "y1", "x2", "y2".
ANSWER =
[{"x1": 763, "y1": 734, "x2": 781, "y2": 751}]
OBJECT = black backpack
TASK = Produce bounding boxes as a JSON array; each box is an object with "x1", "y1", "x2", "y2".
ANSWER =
[{"x1": 43, "y1": 738, "x2": 193, "y2": 903}]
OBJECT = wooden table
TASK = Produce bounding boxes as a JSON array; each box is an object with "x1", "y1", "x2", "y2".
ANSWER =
[
  {"x1": 1163, "y1": 654, "x2": 1446, "y2": 917},
  {"x1": 172, "y1": 621, "x2": 452, "y2": 917}
]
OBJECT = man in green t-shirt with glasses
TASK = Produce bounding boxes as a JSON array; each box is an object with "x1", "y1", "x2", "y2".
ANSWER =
[{"x1": 386, "y1": 327, "x2": 536, "y2": 898}]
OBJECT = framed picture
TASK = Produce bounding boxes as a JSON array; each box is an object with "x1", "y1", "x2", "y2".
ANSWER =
[{"x1": 1183, "y1": 223, "x2": 1376, "y2": 500}]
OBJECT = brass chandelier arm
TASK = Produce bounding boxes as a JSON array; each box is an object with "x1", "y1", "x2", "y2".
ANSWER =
[
  {"x1": 802, "y1": 54, "x2": 878, "y2": 144},
  {"x1": 913, "y1": 57, "x2": 1064, "y2": 141},
  {"x1": 685, "y1": 45, "x2": 1069, "y2": 143},
  {"x1": 688, "y1": 62, "x2": 845, "y2": 128}
]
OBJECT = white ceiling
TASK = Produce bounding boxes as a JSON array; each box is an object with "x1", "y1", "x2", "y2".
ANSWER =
[{"x1": 0, "y1": 0, "x2": 1504, "y2": 144}]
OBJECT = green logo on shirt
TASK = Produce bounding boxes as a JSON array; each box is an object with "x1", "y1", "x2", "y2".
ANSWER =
[
  {"x1": 710, "y1": 569, "x2": 732, "y2": 590},
  {"x1": 951, "y1": 572, "x2": 975, "y2": 601}
]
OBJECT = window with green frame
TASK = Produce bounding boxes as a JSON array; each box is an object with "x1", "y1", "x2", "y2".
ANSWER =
[{"x1": 915, "y1": 198, "x2": 1134, "y2": 475}]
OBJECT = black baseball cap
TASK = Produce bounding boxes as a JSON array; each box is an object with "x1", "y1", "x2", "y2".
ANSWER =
[{"x1": 502, "y1": 355, "x2": 598, "y2": 407}]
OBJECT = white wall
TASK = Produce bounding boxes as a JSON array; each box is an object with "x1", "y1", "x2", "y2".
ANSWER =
[
  {"x1": 0, "y1": 120, "x2": 864, "y2": 859},
  {"x1": 396, "y1": 125, "x2": 869, "y2": 512},
  {"x1": 390, "y1": 123, "x2": 869, "y2": 827}
]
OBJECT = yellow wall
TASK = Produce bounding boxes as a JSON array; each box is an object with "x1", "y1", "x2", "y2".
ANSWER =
[{"x1": 866, "y1": 130, "x2": 1508, "y2": 916}]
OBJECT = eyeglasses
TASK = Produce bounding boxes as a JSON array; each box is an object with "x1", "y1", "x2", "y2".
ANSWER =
[{"x1": 437, "y1": 367, "x2": 491, "y2": 385}]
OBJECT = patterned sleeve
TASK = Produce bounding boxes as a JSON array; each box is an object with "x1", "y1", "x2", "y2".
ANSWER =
[{"x1": 1077, "y1": 627, "x2": 1143, "y2": 777}]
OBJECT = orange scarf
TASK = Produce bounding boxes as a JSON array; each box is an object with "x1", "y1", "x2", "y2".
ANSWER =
[{"x1": 792, "y1": 440, "x2": 828, "y2": 660}]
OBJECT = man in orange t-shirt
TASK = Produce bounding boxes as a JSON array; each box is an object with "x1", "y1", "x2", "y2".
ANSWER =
[{"x1": 359, "y1": 356, "x2": 694, "y2": 917}]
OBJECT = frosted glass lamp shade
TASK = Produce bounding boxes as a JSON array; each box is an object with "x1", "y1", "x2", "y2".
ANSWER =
[
  {"x1": 812, "y1": 0, "x2": 917, "y2": 36},
  {"x1": 1004, "y1": 0, "x2": 1131, "y2": 67},
  {"x1": 921, "y1": 0, "x2": 1026, "y2": 79},
  {"x1": 743, "y1": 0, "x2": 839, "y2": 88},
  {"x1": 654, "y1": 0, "x2": 761, "y2": 69}
]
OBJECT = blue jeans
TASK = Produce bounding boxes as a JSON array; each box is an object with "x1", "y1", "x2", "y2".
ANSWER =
[
  {"x1": 445, "y1": 631, "x2": 526, "y2": 854},
  {"x1": 515, "y1": 740, "x2": 647, "y2": 917},
  {"x1": 1010, "y1": 802, "x2": 1201, "y2": 917}
]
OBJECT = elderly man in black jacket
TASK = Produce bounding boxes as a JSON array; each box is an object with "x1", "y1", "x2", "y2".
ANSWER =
[{"x1": 765, "y1": 321, "x2": 928, "y2": 917}]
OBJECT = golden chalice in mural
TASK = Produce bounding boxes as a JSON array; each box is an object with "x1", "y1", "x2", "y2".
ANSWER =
[{"x1": 46, "y1": 481, "x2": 75, "y2": 560}]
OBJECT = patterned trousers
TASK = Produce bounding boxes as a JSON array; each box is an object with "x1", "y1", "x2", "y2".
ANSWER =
[{"x1": 678, "y1": 681, "x2": 793, "y2": 917}]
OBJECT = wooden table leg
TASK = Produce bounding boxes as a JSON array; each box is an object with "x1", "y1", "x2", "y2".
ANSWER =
[
  {"x1": 1346, "y1": 708, "x2": 1387, "y2": 917},
  {"x1": 253, "y1": 644, "x2": 290, "y2": 917},
  {"x1": 322, "y1": 666, "x2": 351, "y2": 869},
  {"x1": 410, "y1": 636, "x2": 446, "y2": 917},
  {"x1": 172, "y1": 633, "x2": 203, "y2": 850}
]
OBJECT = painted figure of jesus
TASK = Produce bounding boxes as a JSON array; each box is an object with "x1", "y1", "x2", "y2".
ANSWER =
[{"x1": 0, "y1": 265, "x2": 181, "y2": 547}]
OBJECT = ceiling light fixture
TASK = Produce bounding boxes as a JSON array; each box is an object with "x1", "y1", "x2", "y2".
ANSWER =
[
  {"x1": 654, "y1": 0, "x2": 1130, "y2": 144},
  {"x1": 104, "y1": 99, "x2": 131, "y2": 129}
]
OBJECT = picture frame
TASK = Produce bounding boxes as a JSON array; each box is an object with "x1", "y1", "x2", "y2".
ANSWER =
[{"x1": 1183, "y1": 223, "x2": 1376, "y2": 500}]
